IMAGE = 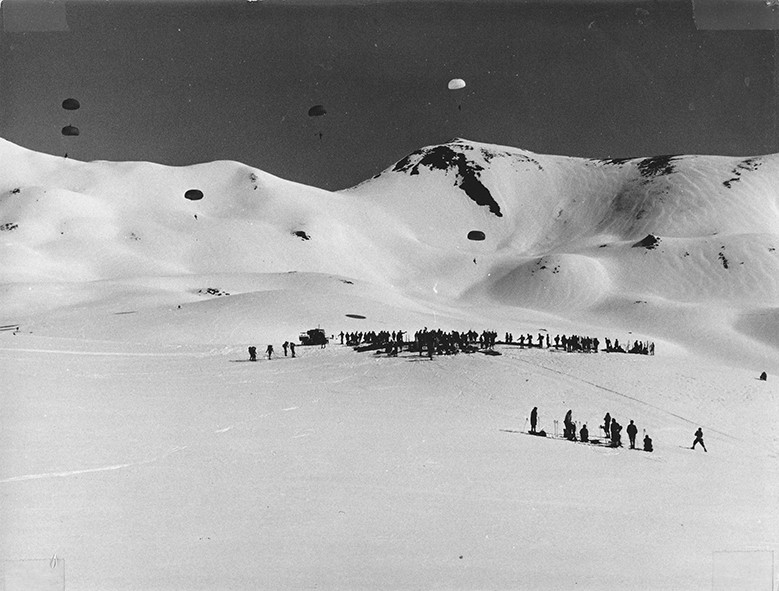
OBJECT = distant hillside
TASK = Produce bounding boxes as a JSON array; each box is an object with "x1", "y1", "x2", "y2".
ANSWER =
[{"x1": 1, "y1": 136, "x2": 778, "y2": 367}]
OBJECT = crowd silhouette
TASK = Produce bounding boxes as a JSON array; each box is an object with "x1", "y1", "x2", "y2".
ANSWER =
[{"x1": 338, "y1": 327, "x2": 655, "y2": 358}]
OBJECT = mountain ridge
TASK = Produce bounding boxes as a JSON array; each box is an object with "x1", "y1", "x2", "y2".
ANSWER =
[{"x1": 1, "y1": 136, "x2": 777, "y2": 368}]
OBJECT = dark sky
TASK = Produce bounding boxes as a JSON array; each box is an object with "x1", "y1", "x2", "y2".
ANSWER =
[{"x1": 1, "y1": 0, "x2": 778, "y2": 190}]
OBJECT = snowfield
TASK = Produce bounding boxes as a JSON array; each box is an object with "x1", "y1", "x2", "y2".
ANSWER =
[{"x1": 1, "y1": 137, "x2": 777, "y2": 590}]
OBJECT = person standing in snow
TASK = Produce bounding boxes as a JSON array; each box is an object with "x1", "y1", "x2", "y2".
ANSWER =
[
  {"x1": 603, "y1": 413, "x2": 612, "y2": 438},
  {"x1": 266, "y1": 344, "x2": 274, "y2": 360},
  {"x1": 626, "y1": 420, "x2": 638, "y2": 449},
  {"x1": 282, "y1": 341, "x2": 289, "y2": 357},
  {"x1": 248, "y1": 346, "x2": 257, "y2": 362},
  {"x1": 610, "y1": 419, "x2": 622, "y2": 447},
  {"x1": 289, "y1": 342, "x2": 296, "y2": 358},
  {"x1": 691, "y1": 428, "x2": 707, "y2": 452},
  {"x1": 530, "y1": 407, "x2": 538, "y2": 434},
  {"x1": 564, "y1": 409, "x2": 574, "y2": 440}
]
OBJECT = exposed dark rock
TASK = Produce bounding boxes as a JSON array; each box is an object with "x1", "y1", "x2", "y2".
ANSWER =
[
  {"x1": 636, "y1": 155, "x2": 678, "y2": 178},
  {"x1": 596, "y1": 157, "x2": 636, "y2": 166},
  {"x1": 723, "y1": 157, "x2": 762, "y2": 188},
  {"x1": 632, "y1": 234, "x2": 660, "y2": 249},
  {"x1": 393, "y1": 144, "x2": 503, "y2": 217},
  {"x1": 196, "y1": 287, "x2": 230, "y2": 297}
]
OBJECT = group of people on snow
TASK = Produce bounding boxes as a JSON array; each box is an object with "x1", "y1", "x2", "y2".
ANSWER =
[
  {"x1": 529, "y1": 407, "x2": 709, "y2": 453},
  {"x1": 530, "y1": 406, "x2": 654, "y2": 452},
  {"x1": 341, "y1": 326, "x2": 655, "y2": 358},
  {"x1": 247, "y1": 340, "x2": 296, "y2": 361},
  {"x1": 504, "y1": 332, "x2": 655, "y2": 355}
]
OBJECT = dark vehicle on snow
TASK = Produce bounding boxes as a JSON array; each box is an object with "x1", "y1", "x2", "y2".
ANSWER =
[{"x1": 299, "y1": 328, "x2": 328, "y2": 346}]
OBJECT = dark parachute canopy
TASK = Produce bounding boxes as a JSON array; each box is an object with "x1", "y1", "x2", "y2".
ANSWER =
[
  {"x1": 184, "y1": 189, "x2": 204, "y2": 201},
  {"x1": 308, "y1": 104, "x2": 326, "y2": 117},
  {"x1": 467, "y1": 230, "x2": 486, "y2": 241},
  {"x1": 61, "y1": 125, "x2": 80, "y2": 136},
  {"x1": 62, "y1": 98, "x2": 80, "y2": 110}
]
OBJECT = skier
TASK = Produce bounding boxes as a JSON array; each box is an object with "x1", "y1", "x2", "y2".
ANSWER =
[
  {"x1": 643, "y1": 434, "x2": 653, "y2": 452},
  {"x1": 579, "y1": 424, "x2": 589, "y2": 443},
  {"x1": 266, "y1": 344, "x2": 274, "y2": 360},
  {"x1": 626, "y1": 420, "x2": 638, "y2": 449},
  {"x1": 564, "y1": 409, "x2": 574, "y2": 440},
  {"x1": 530, "y1": 407, "x2": 538, "y2": 434},
  {"x1": 610, "y1": 419, "x2": 622, "y2": 447},
  {"x1": 290, "y1": 342, "x2": 296, "y2": 358},
  {"x1": 248, "y1": 346, "x2": 257, "y2": 362},
  {"x1": 691, "y1": 427, "x2": 707, "y2": 452},
  {"x1": 282, "y1": 341, "x2": 289, "y2": 357},
  {"x1": 603, "y1": 413, "x2": 612, "y2": 438}
]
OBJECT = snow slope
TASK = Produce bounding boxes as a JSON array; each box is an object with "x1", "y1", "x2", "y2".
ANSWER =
[
  {"x1": 1, "y1": 136, "x2": 777, "y2": 368},
  {"x1": 1, "y1": 137, "x2": 778, "y2": 590}
]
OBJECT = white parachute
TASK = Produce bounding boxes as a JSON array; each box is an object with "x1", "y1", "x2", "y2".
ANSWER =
[{"x1": 447, "y1": 78, "x2": 466, "y2": 90}]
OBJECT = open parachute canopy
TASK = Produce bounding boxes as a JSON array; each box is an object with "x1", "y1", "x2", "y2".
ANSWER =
[
  {"x1": 184, "y1": 189, "x2": 204, "y2": 201},
  {"x1": 61, "y1": 98, "x2": 80, "y2": 110},
  {"x1": 467, "y1": 230, "x2": 486, "y2": 241},
  {"x1": 308, "y1": 104, "x2": 326, "y2": 117},
  {"x1": 448, "y1": 78, "x2": 466, "y2": 90},
  {"x1": 61, "y1": 125, "x2": 80, "y2": 136}
]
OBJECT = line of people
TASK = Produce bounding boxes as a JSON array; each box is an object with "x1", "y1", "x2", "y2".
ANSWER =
[
  {"x1": 504, "y1": 333, "x2": 655, "y2": 355},
  {"x1": 529, "y1": 407, "x2": 653, "y2": 452},
  {"x1": 247, "y1": 340, "x2": 296, "y2": 361}
]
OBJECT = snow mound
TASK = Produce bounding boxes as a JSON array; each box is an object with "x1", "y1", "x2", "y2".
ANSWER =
[{"x1": 476, "y1": 253, "x2": 612, "y2": 311}]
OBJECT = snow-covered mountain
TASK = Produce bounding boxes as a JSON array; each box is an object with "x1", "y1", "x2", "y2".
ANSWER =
[
  {"x1": 2, "y1": 136, "x2": 777, "y2": 591},
  {"x1": 1, "y1": 136, "x2": 777, "y2": 368}
]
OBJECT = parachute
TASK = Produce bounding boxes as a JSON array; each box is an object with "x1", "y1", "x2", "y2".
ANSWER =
[
  {"x1": 448, "y1": 78, "x2": 466, "y2": 90},
  {"x1": 184, "y1": 189, "x2": 204, "y2": 201},
  {"x1": 61, "y1": 125, "x2": 80, "y2": 136},
  {"x1": 467, "y1": 230, "x2": 486, "y2": 241},
  {"x1": 308, "y1": 105, "x2": 326, "y2": 117},
  {"x1": 308, "y1": 104, "x2": 327, "y2": 140},
  {"x1": 61, "y1": 98, "x2": 80, "y2": 110}
]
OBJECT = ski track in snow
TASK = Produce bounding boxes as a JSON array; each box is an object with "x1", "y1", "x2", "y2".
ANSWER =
[
  {"x1": 0, "y1": 347, "x2": 210, "y2": 358},
  {"x1": 0, "y1": 446, "x2": 189, "y2": 484},
  {"x1": 506, "y1": 354, "x2": 741, "y2": 442}
]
